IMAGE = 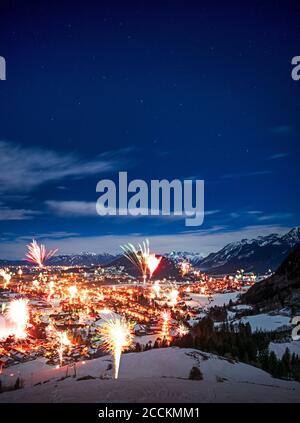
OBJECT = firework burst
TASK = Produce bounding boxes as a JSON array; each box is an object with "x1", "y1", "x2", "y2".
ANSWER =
[
  {"x1": 181, "y1": 261, "x2": 190, "y2": 277},
  {"x1": 121, "y1": 239, "x2": 161, "y2": 281},
  {"x1": 26, "y1": 239, "x2": 57, "y2": 267},
  {"x1": 47, "y1": 280, "x2": 55, "y2": 302},
  {"x1": 178, "y1": 322, "x2": 189, "y2": 337},
  {"x1": 7, "y1": 299, "x2": 29, "y2": 339},
  {"x1": 68, "y1": 285, "x2": 78, "y2": 303},
  {"x1": 99, "y1": 316, "x2": 134, "y2": 379},
  {"x1": 168, "y1": 288, "x2": 179, "y2": 307},
  {"x1": 0, "y1": 268, "x2": 12, "y2": 289},
  {"x1": 120, "y1": 239, "x2": 149, "y2": 279},
  {"x1": 146, "y1": 254, "x2": 162, "y2": 279}
]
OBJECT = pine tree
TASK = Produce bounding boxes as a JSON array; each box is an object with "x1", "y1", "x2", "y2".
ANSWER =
[
  {"x1": 282, "y1": 348, "x2": 291, "y2": 376},
  {"x1": 268, "y1": 351, "x2": 278, "y2": 375}
]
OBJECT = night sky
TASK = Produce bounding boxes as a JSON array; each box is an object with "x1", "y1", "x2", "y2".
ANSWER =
[{"x1": 0, "y1": 0, "x2": 299, "y2": 259}]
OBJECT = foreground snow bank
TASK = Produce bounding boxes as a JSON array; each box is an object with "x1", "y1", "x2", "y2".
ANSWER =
[{"x1": 1, "y1": 348, "x2": 300, "y2": 403}]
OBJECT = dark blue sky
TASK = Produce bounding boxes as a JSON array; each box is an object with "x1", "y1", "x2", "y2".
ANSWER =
[{"x1": 0, "y1": 0, "x2": 299, "y2": 258}]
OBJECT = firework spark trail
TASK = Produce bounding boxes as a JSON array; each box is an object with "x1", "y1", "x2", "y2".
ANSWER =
[
  {"x1": 68, "y1": 285, "x2": 78, "y2": 303},
  {"x1": 120, "y1": 239, "x2": 149, "y2": 278},
  {"x1": 58, "y1": 331, "x2": 71, "y2": 367},
  {"x1": 121, "y1": 239, "x2": 162, "y2": 282},
  {"x1": 160, "y1": 310, "x2": 171, "y2": 341},
  {"x1": 99, "y1": 316, "x2": 134, "y2": 379},
  {"x1": 26, "y1": 239, "x2": 58, "y2": 267},
  {"x1": 6, "y1": 299, "x2": 29, "y2": 339}
]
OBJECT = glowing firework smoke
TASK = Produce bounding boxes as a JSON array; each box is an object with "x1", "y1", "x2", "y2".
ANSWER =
[
  {"x1": 26, "y1": 239, "x2": 57, "y2": 267},
  {"x1": 68, "y1": 285, "x2": 78, "y2": 303},
  {"x1": 146, "y1": 254, "x2": 162, "y2": 279},
  {"x1": 152, "y1": 280, "x2": 161, "y2": 298},
  {"x1": 99, "y1": 316, "x2": 134, "y2": 379},
  {"x1": 80, "y1": 288, "x2": 88, "y2": 303},
  {"x1": 181, "y1": 261, "x2": 190, "y2": 277},
  {"x1": 169, "y1": 288, "x2": 179, "y2": 307},
  {"x1": 7, "y1": 299, "x2": 29, "y2": 339}
]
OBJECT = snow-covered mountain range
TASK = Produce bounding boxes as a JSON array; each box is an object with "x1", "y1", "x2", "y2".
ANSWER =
[
  {"x1": 0, "y1": 228, "x2": 299, "y2": 275},
  {"x1": 49, "y1": 252, "x2": 117, "y2": 266},
  {"x1": 196, "y1": 227, "x2": 300, "y2": 274},
  {"x1": 164, "y1": 251, "x2": 204, "y2": 265}
]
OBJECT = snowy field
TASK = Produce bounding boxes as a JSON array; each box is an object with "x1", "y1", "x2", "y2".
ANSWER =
[
  {"x1": 235, "y1": 314, "x2": 291, "y2": 332},
  {"x1": 186, "y1": 292, "x2": 241, "y2": 309},
  {"x1": 1, "y1": 348, "x2": 300, "y2": 403}
]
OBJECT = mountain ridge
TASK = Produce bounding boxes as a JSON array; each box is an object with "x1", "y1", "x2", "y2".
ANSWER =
[
  {"x1": 195, "y1": 227, "x2": 300, "y2": 274},
  {"x1": 0, "y1": 227, "x2": 299, "y2": 274},
  {"x1": 243, "y1": 243, "x2": 300, "y2": 307}
]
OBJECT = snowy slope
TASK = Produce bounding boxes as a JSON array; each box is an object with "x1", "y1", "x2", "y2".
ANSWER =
[
  {"x1": 186, "y1": 292, "x2": 241, "y2": 309},
  {"x1": 1, "y1": 348, "x2": 300, "y2": 403}
]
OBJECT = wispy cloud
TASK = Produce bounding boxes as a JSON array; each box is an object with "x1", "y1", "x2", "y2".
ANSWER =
[
  {"x1": 0, "y1": 206, "x2": 41, "y2": 221},
  {"x1": 46, "y1": 200, "x2": 219, "y2": 222},
  {"x1": 257, "y1": 213, "x2": 293, "y2": 222},
  {"x1": 0, "y1": 141, "x2": 134, "y2": 192},
  {"x1": 46, "y1": 200, "x2": 97, "y2": 217},
  {"x1": 247, "y1": 210, "x2": 263, "y2": 215},
  {"x1": 205, "y1": 209, "x2": 220, "y2": 216},
  {"x1": 268, "y1": 152, "x2": 289, "y2": 160},
  {"x1": 17, "y1": 232, "x2": 79, "y2": 241}
]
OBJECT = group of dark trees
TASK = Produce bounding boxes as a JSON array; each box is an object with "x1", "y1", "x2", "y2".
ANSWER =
[{"x1": 169, "y1": 316, "x2": 300, "y2": 382}]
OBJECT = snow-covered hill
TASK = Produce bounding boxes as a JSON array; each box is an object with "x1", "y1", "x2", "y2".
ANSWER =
[{"x1": 1, "y1": 348, "x2": 299, "y2": 403}]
